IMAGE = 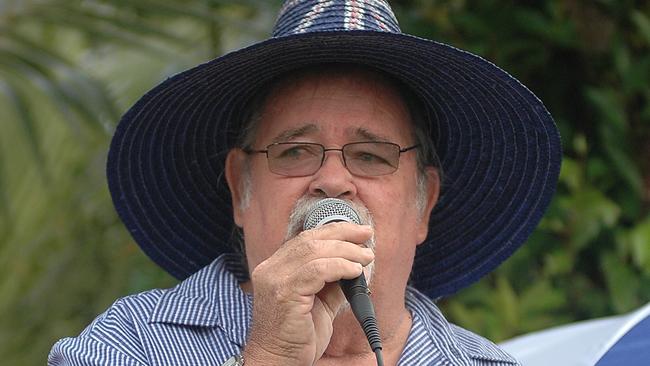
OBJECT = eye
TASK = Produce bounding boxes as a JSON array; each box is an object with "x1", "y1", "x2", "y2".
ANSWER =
[
  {"x1": 276, "y1": 144, "x2": 319, "y2": 160},
  {"x1": 350, "y1": 151, "x2": 391, "y2": 165}
]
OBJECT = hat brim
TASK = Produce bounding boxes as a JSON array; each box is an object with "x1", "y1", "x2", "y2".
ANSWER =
[{"x1": 107, "y1": 30, "x2": 561, "y2": 298}]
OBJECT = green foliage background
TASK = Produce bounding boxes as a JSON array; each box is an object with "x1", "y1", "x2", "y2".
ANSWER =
[{"x1": 0, "y1": 0, "x2": 648, "y2": 364}]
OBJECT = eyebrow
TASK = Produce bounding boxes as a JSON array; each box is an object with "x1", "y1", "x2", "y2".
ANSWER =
[
  {"x1": 270, "y1": 125, "x2": 393, "y2": 144},
  {"x1": 354, "y1": 127, "x2": 391, "y2": 142},
  {"x1": 271, "y1": 124, "x2": 319, "y2": 143}
]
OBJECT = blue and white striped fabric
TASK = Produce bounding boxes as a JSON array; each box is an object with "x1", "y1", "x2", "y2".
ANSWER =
[{"x1": 49, "y1": 254, "x2": 519, "y2": 365}]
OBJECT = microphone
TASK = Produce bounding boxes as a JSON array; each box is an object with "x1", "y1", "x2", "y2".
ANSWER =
[{"x1": 303, "y1": 198, "x2": 383, "y2": 365}]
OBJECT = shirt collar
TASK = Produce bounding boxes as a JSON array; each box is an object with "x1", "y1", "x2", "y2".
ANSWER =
[
  {"x1": 148, "y1": 254, "x2": 251, "y2": 345},
  {"x1": 402, "y1": 286, "x2": 518, "y2": 365}
]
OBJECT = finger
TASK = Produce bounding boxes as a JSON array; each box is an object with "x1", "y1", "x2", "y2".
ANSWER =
[
  {"x1": 291, "y1": 258, "x2": 364, "y2": 296},
  {"x1": 251, "y1": 223, "x2": 373, "y2": 287},
  {"x1": 277, "y1": 239, "x2": 375, "y2": 268},
  {"x1": 316, "y1": 282, "x2": 346, "y2": 320},
  {"x1": 312, "y1": 283, "x2": 346, "y2": 333},
  {"x1": 303, "y1": 222, "x2": 373, "y2": 245},
  {"x1": 311, "y1": 284, "x2": 346, "y2": 359}
]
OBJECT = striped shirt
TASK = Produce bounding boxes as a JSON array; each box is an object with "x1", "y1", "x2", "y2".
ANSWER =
[{"x1": 49, "y1": 254, "x2": 519, "y2": 365}]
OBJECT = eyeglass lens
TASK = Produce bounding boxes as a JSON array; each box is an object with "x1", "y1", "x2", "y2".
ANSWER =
[{"x1": 266, "y1": 142, "x2": 401, "y2": 177}]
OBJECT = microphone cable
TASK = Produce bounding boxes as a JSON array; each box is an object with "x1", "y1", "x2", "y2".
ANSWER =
[{"x1": 341, "y1": 276, "x2": 384, "y2": 366}]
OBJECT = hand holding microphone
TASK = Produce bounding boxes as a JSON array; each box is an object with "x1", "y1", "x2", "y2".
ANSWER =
[{"x1": 243, "y1": 199, "x2": 377, "y2": 366}]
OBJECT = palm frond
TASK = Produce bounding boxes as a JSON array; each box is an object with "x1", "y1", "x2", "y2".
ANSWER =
[
  {"x1": 0, "y1": 45, "x2": 113, "y2": 134},
  {"x1": 0, "y1": 77, "x2": 48, "y2": 179}
]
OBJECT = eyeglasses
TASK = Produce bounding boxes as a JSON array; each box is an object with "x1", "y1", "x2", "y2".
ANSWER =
[{"x1": 245, "y1": 141, "x2": 419, "y2": 177}]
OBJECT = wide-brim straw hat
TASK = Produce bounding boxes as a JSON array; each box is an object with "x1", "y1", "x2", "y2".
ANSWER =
[{"x1": 107, "y1": 0, "x2": 561, "y2": 299}]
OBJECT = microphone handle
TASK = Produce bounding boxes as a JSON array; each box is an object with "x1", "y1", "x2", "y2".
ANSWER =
[{"x1": 340, "y1": 275, "x2": 382, "y2": 353}]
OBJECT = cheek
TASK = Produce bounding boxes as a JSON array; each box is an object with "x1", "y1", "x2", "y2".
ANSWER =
[
  {"x1": 241, "y1": 176, "x2": 309, "y2": 268},
  {"x1": 365, "y1": 177, "x2": 419, "y2": 221},
  {"x1": 363, "y1": 179, "x2": 421, "y2": 249}
]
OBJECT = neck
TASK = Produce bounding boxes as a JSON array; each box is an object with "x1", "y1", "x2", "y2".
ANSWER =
[{"x1": 318, "y1": 293, "x2": 412, "y2": 365}]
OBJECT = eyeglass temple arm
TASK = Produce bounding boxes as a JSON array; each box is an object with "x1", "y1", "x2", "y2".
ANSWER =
[
  {"x1": 399, "y1": 144, "x2": 420, "y2": 153},
  {"x1": 242, "y1": 148, "x2": 268, "y2": 155}
]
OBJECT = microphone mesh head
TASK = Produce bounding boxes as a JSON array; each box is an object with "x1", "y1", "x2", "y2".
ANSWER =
[{"x1": 303, "y1": 198, "x2": 361, "y2": 230}]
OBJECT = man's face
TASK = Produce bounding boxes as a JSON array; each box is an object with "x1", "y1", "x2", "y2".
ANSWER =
[{"x1": 226, "y1": 70, "x2": 439, "y2": 298}]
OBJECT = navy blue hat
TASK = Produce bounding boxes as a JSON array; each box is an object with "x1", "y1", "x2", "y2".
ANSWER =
[{"x1": 107, "y1": 0, "x2": 561, "y2": 298}]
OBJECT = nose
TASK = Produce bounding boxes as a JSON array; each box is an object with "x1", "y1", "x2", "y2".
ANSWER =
[{"x1": 308, "y1": 150, "x2": 357, "y2": 199}]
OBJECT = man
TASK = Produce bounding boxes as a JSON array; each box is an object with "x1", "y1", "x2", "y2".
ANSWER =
[
  {"x1": 227, "y1": 66, "x2": 439, "y2": 365},
  {"x1": 49, "y1": 1, "x2": 561, "y2": 365}
]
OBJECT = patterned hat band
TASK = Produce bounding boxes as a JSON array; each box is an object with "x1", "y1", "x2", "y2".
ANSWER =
[{"x1": 273, "y1": 0, "x2": 401, "y2": 35}]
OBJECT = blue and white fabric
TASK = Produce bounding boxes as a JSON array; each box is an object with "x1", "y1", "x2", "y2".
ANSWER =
[{"x1": 49, "y1": 254, "x2": 519, "y2": 365}]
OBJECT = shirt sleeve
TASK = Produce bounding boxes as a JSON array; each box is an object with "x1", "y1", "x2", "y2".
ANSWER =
[
  {"x1": 48, "y1": 298, "x2": 151, "y2": 366},
  {"x1": 48, "y1": 337, "x2": 147, "y2": 366}
]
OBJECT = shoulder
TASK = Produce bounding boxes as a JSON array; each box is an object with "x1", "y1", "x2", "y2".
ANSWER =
[
  {"x1": 49, "y1": 255, "x2": 247, "y2": 366},
  {"x1": 48, "y1": 289, "x2": 166, "y2": 365},
  {"x1": 404, "y1": 287, "x2": 520, "y2": 366},
  {"x1": 87, "y1": 289, "x2": 166, "y2": 334},
  {"x1": 449, "y1": 324, "x2": 521, "y2": 365}
]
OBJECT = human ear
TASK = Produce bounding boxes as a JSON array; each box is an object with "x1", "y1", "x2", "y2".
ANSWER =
[
  {"x1": 225, "y1": 148, "x2": 249, "y2": 227},
  {"x1": 416, "y1": 166, "x2": 440, "y2": 245}
]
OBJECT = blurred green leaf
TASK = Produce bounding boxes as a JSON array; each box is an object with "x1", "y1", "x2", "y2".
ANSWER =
[
  {"x1": 586, "y1": 87, "x2": 626, "y2": 129},
  {"x1": 0, "y1": 78, "x2": 47, "y2": 178},
  {"x1": 0, "y1": 139, "x2": 9, "y2": 226},
  {"x1": 599, "y1": 123, "x2": 644, "y2": 198},
  {"x1": 520, "y1": 280, "x2": 565, "y2": 315},
  {"x1": 616, "y1": 216, "x2": 650, "y2": 274},
  {"x1": 518, "y1": 279, "x2": 566, "y2": 331},
  {"x1": 559, "y1": 157, "x2": 582, "y2": 191},
  {"x1": 558, "y1": 187, "x2": 620, "y2": 249},
  {"x1": 573, "y1": 133, "x2": 588, "y2": 157},
  {"x1": 494, "y1": 275, "x2": 518, "y2": 331},
  {"x1": 601, "y1": 251, "x2": 640, "y2": 313},
  {"x1": 512, "y1": 8, "x2": 576, "y2": 47},
  {"x1": 29, "y1": 7, "x2": 181, "y2": 58},
  {"x1": 47, "y1": 3, "x2": 192, "y2": 46},
  {"x1": 543, "y1": 249, "x2": 574, "y2": 276},
  {"x1": 631, "y1": 10, "x2": 650, "y2": 46},
  {"x1": 0, "y1": 44, "x2": 113, "y2": 134}
]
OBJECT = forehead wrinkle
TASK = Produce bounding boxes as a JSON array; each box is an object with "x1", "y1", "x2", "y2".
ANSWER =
[{"x1": 271, "y1": 123, "x2": 319, "y2": 143}]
